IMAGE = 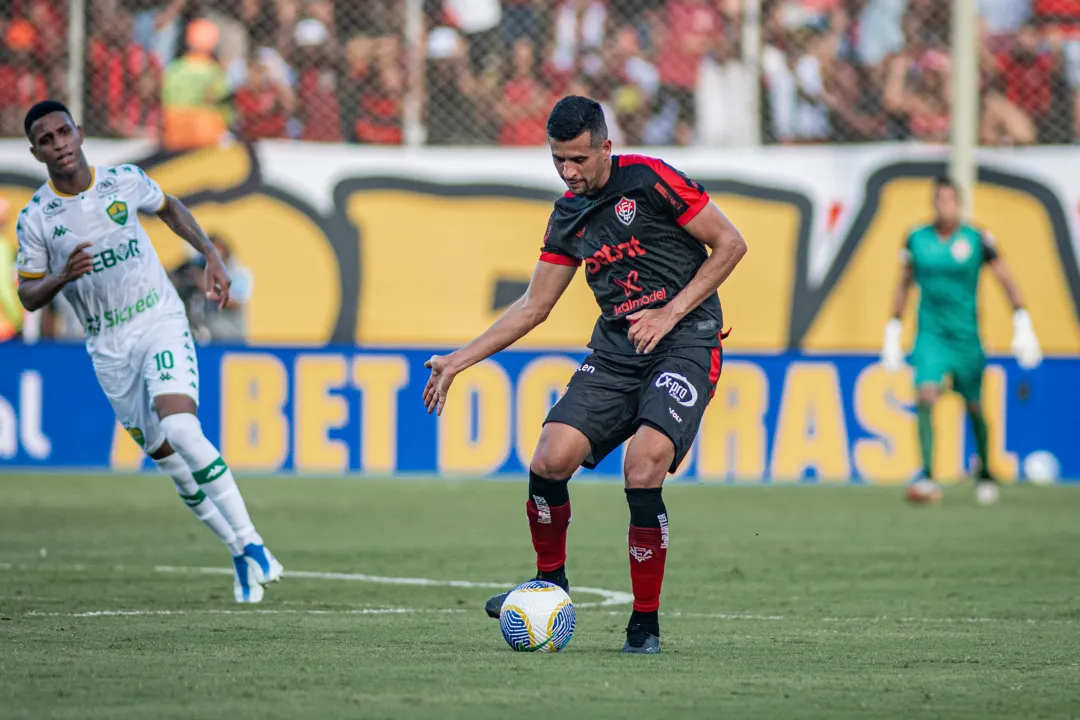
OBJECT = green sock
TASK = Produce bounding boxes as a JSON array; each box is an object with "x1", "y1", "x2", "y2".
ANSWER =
[
  {"x1": 970, "y1": 411, "x2": 991, "y2": 479},
  {"x1": 917, "y1": 404, "x2": 933, "y2": 478}
]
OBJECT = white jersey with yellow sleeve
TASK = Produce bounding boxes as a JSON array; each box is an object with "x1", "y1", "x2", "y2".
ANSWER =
[
  {"x1": 14, "y1": 164, "x2": 198, "y2": 453},
  {"x1": 14, "y1": 164, "x2": 187, "y2": 361}
]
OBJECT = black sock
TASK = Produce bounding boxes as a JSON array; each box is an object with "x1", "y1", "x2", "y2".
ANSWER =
[
  {"x1": 529, "y1": 470, "x2": 570, "y2": 506},
  {"x1": 629, "y1": 609, "x2": 660, "y2": 637}
]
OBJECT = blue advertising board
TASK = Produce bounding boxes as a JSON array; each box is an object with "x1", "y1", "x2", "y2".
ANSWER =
[{"x1": 0, "y1": 343, "x2": 1075, "y2": 483}]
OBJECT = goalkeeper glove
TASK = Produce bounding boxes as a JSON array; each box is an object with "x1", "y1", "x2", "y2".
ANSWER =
[
  {"x1": 1011, "y1": 309, "x2": 1042, "y2": 370},
  {"x1": 881, "y1": 318, "x2": 904, "y2": 372}
]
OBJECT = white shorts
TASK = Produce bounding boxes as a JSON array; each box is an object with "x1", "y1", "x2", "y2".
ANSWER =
[{"x1": 92, "y1": 315, "x2": 200, "y2": 454}]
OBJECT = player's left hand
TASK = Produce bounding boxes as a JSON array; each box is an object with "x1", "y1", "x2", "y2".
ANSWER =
[
  {"x1": 204, "y1": 255, "x2": 232, "y2": 310},
  {"x1": 627, "y1": 306, "x2": 679, "y2": 355},
  {"x1": 423, "y1": 354, "x2": 459, "y2": 416}
]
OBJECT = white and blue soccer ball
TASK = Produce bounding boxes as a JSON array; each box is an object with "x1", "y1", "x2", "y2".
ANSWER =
[{"x1": 499, "y1": 580, "x2": 575, "y2": 652}]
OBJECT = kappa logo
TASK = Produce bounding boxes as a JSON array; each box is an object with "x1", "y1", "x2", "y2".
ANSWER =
[
  {"x1": 205, "y1": 463, "x2": 225, "y2": 480},
  {"x1": 43, "y1": 198, "x2": 65, "y2": 218},
  {"x1": 96, "y1": 177, "x2": 119, "y2": 195},
  {"x1": 615, "y1": 196, "x2": 636, "y2": 226},
  {"x1": 655, "y1": 371, "x2": 698, "y2": 407},
  {"x1": 629, "y1": 546, "x2": 653, "y2": 563}
]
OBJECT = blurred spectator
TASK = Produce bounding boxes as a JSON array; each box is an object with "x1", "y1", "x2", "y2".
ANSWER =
[
  {"x1": 993, "y1": 21, "x2": 1070, "y2": 143},
  {"x1": 497, "y1": 37, "x2": 550, "y2": 146},
  {"x1": 655, "y1": 0, "x2": 723, "y2": 145},
  {"x1": 0, "y1": 196, "x2": 21, "y2": 342},
  {"x1": 124, "y1": 0, "x2": 187, "y2": 65},
  {"x1": 884, "y1": 46, "x2": 953, "y2": 143},
  {"x1": 823, "y1": 60, "x2": 887, "y2": 141},
  {"x1": 350, "y1": 35, "x2": 406, "y2": 145},
  {"x1": 88, "y1": 9, "x2": 162, "y2": 139},
  {"x1": 161, "y1": 18, "x2": 231, "y2": 150},
  {"x1": 0, "y1": 19, "x2": 49, "y2": 137},
  {"x1": 696, "y1": 7, "x2": 756, "y2": 146},
  {"x1": 763, "y1": 27, "x2": 831, "y2": 143},
  {"x1": 598, "y1": 24, "x2": 659, "y2": 145},
  {"x1": 550, "y1": 0, "x2": 607, "y2": 77},
  {"x1": 443, "y1": 0, "x2": 502, "y2": 74},
  {"x1": 979, "y1": 0, "x2": 1032, "y2": 38},
  {"x1": 224, "y1": 0, "x2": 291, "y2": 92},
  {"x1": 500, "y1": 0, "x2": 541, "y2": 49},
  {"x1": 169, "y1": 235, "x2": 252, "y2": 343},
  {"x1": 853, "y1": 0, "x2": 906, "y2": 67},
  {"x1": 424, "y1": 27, "x2": 481, "y2": 145},
  {"x1": 234, "y1": 49, "x2": 294, "y2": 140},
  {"x1": 293, "y1": 17, "x2": 345, "y2": 142}
]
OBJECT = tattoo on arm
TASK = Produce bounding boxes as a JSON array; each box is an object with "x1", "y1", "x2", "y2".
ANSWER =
[{"x1": 158, "y1": 196, "x2": 214, "y2": 257}]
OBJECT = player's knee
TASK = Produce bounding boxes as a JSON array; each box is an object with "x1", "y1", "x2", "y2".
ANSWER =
[
  {"x1": 967, "y1": 402, "x2": 983, "y2": 417},
  {"x1": 530, "y1": 451, "x2": 578, "y2": 482},
  {"x1": 623, "y1": 455, "x2": 667, "y2": 489},
  {"x1": 159, "y1": 412, "x2": 206, "y2": 455},
  {"x1": 917, "y1": 387, "x2": 939, "y2": 406}
]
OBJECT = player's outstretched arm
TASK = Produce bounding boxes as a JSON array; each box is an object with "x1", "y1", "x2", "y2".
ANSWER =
[
  {"x1": 881, "y1": 255, "x2": 912, "y2": 372},
  {"x1": 987, "y1": 255, "x2": 1042, "y2": 368},
  {"x1": 157, "y1": 195, "x2": 231, "y2": 309},
  {"x1": 627, "y1": 201, "x2": 747, "y2": 354},
  {"x1": 423, "y1": 260, "x2": 577, "y2": 415},
  {"x1": 17, "y1": 242, "x2": 93, "y2": 312}
]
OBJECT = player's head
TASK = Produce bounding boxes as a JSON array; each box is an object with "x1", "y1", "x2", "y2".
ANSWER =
[
  {"x1": 547, "y1": 95, "x2": 612, "y2": 196},
  {"x1": 933, "y1": 175, "x2": 960, "y2": 226},
  {"x1": 24, "y1": 100, "x2": 85, "y2": 176}
]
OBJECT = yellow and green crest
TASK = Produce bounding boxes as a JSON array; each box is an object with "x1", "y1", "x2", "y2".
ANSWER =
[{"x1": 106, "y1": 200, "x2": 129, "y2": 226}]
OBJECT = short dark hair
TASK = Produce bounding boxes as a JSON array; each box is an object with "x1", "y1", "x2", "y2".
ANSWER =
[
  {"x1": 24, "y1": 100, "x2": 74, "y2": 141},
  {"x1": 546, "y1": 95, "x2": 608, "y2": 147},
  {"x1": 934, "y1": 175, "x2": 958, "y2": 192}
]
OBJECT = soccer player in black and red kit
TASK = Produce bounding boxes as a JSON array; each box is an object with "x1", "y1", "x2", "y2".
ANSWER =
[{"x1": 423, "y1": 96, "x2": 747, "y2": 653}]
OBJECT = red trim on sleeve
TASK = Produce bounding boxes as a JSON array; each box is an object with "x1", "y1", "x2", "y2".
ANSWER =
[
  {"x1": 676, "y1": 190, "x2": 710, "y2": 227},
  {"x1": 539, "y1": 251, "x2": 581, "y2": 267}
]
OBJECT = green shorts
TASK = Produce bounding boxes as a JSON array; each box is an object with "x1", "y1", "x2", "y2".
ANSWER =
[{"x1": 911, "y1": 333, "x2": 986, "y2": 402}]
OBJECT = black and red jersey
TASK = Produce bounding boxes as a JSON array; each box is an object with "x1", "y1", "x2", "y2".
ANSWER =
[{"x1": 540, "y1": 154, "x2": 723, "y2": 355}]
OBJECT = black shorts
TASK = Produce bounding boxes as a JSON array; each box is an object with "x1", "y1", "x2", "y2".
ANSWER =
[{"x1": 544, "y1": 346, "x2": 721, "y2": 474}]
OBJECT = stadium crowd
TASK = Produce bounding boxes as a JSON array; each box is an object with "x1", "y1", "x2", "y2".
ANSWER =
[{"x1": 1, "y1": 0, "x2": 1079, "y2": 148}]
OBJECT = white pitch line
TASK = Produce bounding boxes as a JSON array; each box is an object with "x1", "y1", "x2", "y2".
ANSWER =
[
  {"x1": 25, "y1": 608, "x2": 465, "y2": 618},
  {"x1": 152, "y1": 565, "x2": 634, "y2": 609}
]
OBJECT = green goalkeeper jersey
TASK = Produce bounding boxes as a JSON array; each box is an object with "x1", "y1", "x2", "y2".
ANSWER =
[{"x1": 905, "y1": 223, "x2": 997, "y2": 344}]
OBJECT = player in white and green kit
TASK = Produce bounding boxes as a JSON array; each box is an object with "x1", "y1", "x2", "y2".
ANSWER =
[
  {"x1": 881, "y1": 177, "x2": 1042, "y2": 505},
  {"x1": 15, "y1": 101, "x2": 282, "y2": 601}
]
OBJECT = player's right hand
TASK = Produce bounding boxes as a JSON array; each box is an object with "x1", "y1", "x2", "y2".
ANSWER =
[
  {"x1": 62, "y1": 242, "x2": 94, "y2": 283},
  {"x1": 423, "y1": 354, "x2": 458, "y2": 416},
  {"x1": 881, "y1": 318, "x2": 904, "y2": 372}
]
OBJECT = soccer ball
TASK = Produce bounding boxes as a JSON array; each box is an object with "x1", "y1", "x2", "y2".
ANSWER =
[
  {"x1": 1023, "y1": 451, "x2": 1059, "y2": 486},
  {"x1": 499, "y1": 580, "x2": 575, "y2": 652}
]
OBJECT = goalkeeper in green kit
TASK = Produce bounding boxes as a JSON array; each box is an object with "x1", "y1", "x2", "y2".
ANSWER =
[{"x1": 881, "y1": 177, "x2": 1042, "y2": 505}]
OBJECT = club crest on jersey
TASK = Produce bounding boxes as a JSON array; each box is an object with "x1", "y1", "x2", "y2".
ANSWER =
[
  {"x1": 950, "y1": 238, "x2": 972, "y2": 263},
  {"x1": 106, "y1": 200, "x2": 128, "y2": 226},
  {"x1": 615, "y1": 196, "x2": 636, "y2": 226},
  {"x1": 124, "y1": 425, "x2": 145, "y2": 447},
  {"x1": 43, "y1": 198, "x2": 65, "y2": 218},
  {"x1": 96, "y1": 177, "x2": 119, "y2": 195}
]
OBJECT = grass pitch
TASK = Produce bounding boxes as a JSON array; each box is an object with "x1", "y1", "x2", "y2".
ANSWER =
[{"x1": 1, "y1": 475, "x2": 1078, "y2": 719}]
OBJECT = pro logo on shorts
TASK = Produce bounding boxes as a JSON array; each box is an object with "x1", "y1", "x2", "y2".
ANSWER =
[
  {"x1": 106, "y1": 200, "x2": 129, "y2": 226},
  {"x1": 655, "y1": 371, "x2": 698, "y2": 407},
  {"x1": 615, "y1": 196, "x2": 636, "y2": 226},
  {"x1": 950, "y1": 238, "x2": 972, "y2": 263}
]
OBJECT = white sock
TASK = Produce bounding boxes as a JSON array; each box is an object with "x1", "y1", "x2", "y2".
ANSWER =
[
  {"x1": 154, "y1": 452, "x2": 244, "y2": 555},
  {"x1": 160, "y1": 413, "x2": 263, "y2": 548}
]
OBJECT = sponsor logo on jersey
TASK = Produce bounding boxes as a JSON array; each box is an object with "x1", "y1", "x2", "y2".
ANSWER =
[
  {"x1": 584, "y1": 237, "x2": 646, "y2": 274},
  {"x1": 43, "y1": 198, "x2": 65, "y2": 218},
  {"x1": 84, "y1": 287, "x2": 161, "y2": 336},
  {"x1": 950, "y1": 238, "x2": 972, "y2": 263},
  {"x1": 96, "y1": 177, "x2": 119, "y2": 195},
  {"x1": 653, "y1": 182, "x2": 685, "y2": 214},
  {"x1": 668, "y1": 407, "x2": 682, "y2": 423},
  {"x1": 90, "y1": 239, "x2": 141, "y2": 274},
  {"x1": 615, "y1": 196, "x2": 636, "y2": 226},
  {"x1": 612, "y1": 287, "x2": 667, "y2": 318},
  {"x1": 655, "y1": 372, "x2": 698, "y2": 407},
  {"x1": 159, "y1": 372, "x2": 175, "y2": 382},
  {"x1": 52, "y1": 225, "x2": 68, "y2": 238},
  {"x1": 106, "y1": 200, "x2": 129, "y2": 226},
  {"x1": 613, "y1": 270, "x2": 644, "y2": 297}
]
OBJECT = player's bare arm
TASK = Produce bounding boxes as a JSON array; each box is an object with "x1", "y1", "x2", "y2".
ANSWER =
[
  {"x1": 626, "y1": 202, "x2": 747, "y2": 355},
  {"x1": 423, "y1": 260, "x2": 577, "y2": 416},
  {"x1": 986, "y1": 256, "x2": 1024, "y2": 310},
  {"x1": 17, "y1": 241, "x2": 93, "y2": 312},
  {"x1": 156, "y1": 196, "x2": 231, "y2": 309}
]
